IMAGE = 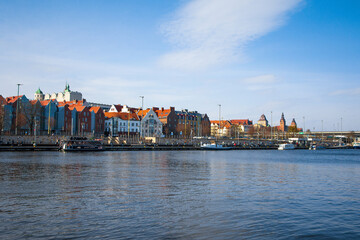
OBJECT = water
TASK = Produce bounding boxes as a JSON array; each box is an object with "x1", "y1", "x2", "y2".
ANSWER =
[{"x1": 1, "y1": 150, "x2": 360, "y2": 239}]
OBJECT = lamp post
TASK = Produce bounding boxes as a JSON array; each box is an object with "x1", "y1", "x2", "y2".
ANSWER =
[
  {"x1": 218, "y1": 104, "x2": 221, "y2": 138},
  {"x1": 271, "y1": 111, "x2": 273, "y2": 140},
  {"x1": 139, "y1": 96, "x2": 144, "y2": 138},
  {"x1": 15, "y1": 83, "x2": 23, "y2": 135}
]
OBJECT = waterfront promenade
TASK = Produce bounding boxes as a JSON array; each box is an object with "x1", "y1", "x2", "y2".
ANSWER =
[{"x1": 0, "y1": 135, "x2": 351, "y2": 151}]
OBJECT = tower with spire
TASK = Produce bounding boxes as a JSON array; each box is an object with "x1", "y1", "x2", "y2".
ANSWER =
[
  {"x1": 34, "y1": 87, "x2": 44, "y2": 101},
  {"x1": 279, "y1": 113, "x2": 287, "y2": 132}
]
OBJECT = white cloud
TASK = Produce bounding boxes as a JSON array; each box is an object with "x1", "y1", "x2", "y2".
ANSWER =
[{"x1": 159, "y1": 0, "x2": 302, "y2": 70}]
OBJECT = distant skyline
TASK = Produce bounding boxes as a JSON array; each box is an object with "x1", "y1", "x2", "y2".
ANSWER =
[{"x1": 0, "y1": 0, "x2": 359, "y2": 131}]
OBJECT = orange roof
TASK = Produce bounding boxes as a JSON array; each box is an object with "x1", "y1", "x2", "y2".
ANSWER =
[
  {"x1": 6, "y1": 95, "x2": 24, "y2": 104},
  {"x1": 155, "y1": 108, "x2": 172, "y2": 118},
  {"x1": 230, "y1": 119, "x2": 253, "y2": 125},
  {"x1": 105, "y1": 112, "x2": 139, "y2": 121},
  {"x1": 58, "y1": 100, "x2": 85, "y2": 107},
  {"x1": 211, "y1": 120, "x2": 232, "y2": 128},
  {"x1": 137, "y1": 109, "x2": 150, "y2": 118},
  {"x1": 69, "y1": 105, "x2": 87, "y2": 112},
  {"x1": 89, "y1": 106, "x2": 102, "y2": 114}
]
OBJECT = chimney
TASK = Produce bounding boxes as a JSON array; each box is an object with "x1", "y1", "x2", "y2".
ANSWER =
[{"x1": 161, "y1": 107, "x2": 164, "y2": 111}]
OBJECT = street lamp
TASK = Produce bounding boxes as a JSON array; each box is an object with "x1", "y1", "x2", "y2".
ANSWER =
[
  {"x1": 271, "y1": 111, "x2": 273, "y2": 140},
  {"x1": 218, "y1": 104, "x2": 221, "y2": 138},
  {"x1": 139, "y1": 96, "x2": 144, "y2": 138},
  {"x1": 15, "y1": 83, "x2": 23, "y2": 135}
]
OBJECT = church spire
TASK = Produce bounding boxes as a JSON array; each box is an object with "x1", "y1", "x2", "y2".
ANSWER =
[{"x1": 64, "y1": 82, "x2": 70, "y2": 93}]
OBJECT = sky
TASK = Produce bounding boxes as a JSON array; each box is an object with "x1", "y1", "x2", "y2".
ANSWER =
[{"x1": 0, "y1": 0, "x2": 359, "y2": 131}]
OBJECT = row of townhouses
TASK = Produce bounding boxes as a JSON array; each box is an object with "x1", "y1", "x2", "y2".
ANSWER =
[{"x1": 0, "y1": 85, "x2": 215, "y2": 137}]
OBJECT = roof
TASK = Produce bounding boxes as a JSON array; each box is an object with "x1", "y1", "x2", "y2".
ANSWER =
[
  {"x1": 155, "y1": 108, "x2": 172, "y2": 118},
  {"x1": 89, "y1": 106, "x2": 102, "y2": 114},
  {"x1": 69, "y1": 105, "x2": 87, "y2": 112},
  {"x1": 105, "y1": 112, "x2": 140, "y2": 121},
  {"x1": 57, "y1": 99, "x2": 86, "y2": 107},
  {"x1": 137, "y1": 109, "x2": 150, "y2": 118},
  {"x1": 40, "y1": 99, "x2": 57, "y2": 106},
  {"x1": 230, "y1": 119, "x2": 253, "y2": 125},
  {"x1": 210, "y1": 120, "x2": 232, "y2": 128},
  {"x1": 35, "y1": 87, "x2": 43, "y2": 94},
  {"x1": 6, "y1": 95, "x2": 24, "y2": 104}
]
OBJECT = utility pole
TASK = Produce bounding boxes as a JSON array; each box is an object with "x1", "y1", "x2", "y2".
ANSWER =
[
  {"x1": 48, "y1": 101, "x2": 51, "y2": 135},
  {"x1": 15, "y1": 83, "x2": 23, "y2": 135},
  {"x1": 218, "y1": 104, "x2": 221, "y2": 138},
  {"x1": 271, "y1": 111, "x2": 273, "y2": 140},
  {"x1": 139, "y1": 96, "x2": 144, "y2": 138},
  {"x1": 128, "y1": 110, "x2": 130, "y2": 139},
  {"x1": 321, "y1": 120, "x2": 324, "y2": 141}
]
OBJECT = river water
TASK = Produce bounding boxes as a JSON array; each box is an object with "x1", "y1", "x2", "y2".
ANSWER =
[{"x1": 1, "y1": 150, "x2": 360, "y2": 239}]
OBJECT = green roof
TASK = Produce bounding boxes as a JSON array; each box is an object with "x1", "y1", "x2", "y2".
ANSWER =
[
  {"x1": 64, "y1": 83, "x2": 70, "y2": 93},
  {"x1": 35, "y1": 87, "x2": 43, "y2": 94}
]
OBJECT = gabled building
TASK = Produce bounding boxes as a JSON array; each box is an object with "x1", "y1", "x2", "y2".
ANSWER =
[
  {"x1": 90, "y1": 106, "x2": 105, "y2": 135},
  {"x1": 108, "y1": 104, "x2": 123, "y2": 113},
  {"x1": 40, "y1": 99, "x2": 58, "y2": 134},
  {"x1": 6, "y1": 95, "x2": 31, "y2": 134},
  {"x1": 137, "y1": 108, "x2": 163, "y2": 137},
  {"x1": 154, "y1": 107, "x2": 177, "y2": 136},
  {"x1": 201, "y1": 114, "x2": 211, "y2": 136},
  {"x1": 69, "y1": 105, "x2": 92, "y2": 135},
  {"x1": 210, "y1": 120, "x2": 232, "y2": 138}
]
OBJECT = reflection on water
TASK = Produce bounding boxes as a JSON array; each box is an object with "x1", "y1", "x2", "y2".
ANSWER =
[{"x1": 1, "y1": 150, "x2": 360, "y2": 239}]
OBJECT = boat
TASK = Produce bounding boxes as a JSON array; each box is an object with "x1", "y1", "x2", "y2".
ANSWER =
[
  {"x1": 60, "y1": 137, "x2": 104, "y2": 151},
  {"x1": 353, "y1": 142, "x2": 360, "y2": 149},
  {"x1": 309, "y1": 144, "x2": 326, "y2": 150},
  {"x1": 278, "y1": 143, "x2": 295, "y2": 150},
  {"x1": 200, "y1": 143, "x2": 233, "y2": 150}
]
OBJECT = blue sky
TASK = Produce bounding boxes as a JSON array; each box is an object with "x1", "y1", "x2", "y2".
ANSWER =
[{"x1": 0, "y1": 0, "x2": 359, "y2": 131}]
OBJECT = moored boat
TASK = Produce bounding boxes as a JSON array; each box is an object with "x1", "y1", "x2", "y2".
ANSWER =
[
  {"x1": 60, "y1": 137, "x2": 104, "y2": 151},
  {"x1": 353, "y1": 142, "x2": 360, "y2": 149},
  {"x1": 309, "y1": 144, "x2": 326, "y2": 150},
  {"x1": 201, "y1": 143, "x2": 233, "y2": 150},
  {"x1": 278, "y1": 143, "x2": 295, "y2": 150}
]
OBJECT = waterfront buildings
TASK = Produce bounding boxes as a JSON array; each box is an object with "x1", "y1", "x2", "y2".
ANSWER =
[{"x1": 1, "y1": 85, "x2": 238, "y2": 139}]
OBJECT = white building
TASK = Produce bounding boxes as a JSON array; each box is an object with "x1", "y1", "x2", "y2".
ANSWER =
[
  {"x1": 104, "y1": 112, "x2": 140, "y2": 137},
  {"x1": 35, "y1": 83, "x2": 83, "y2": 102}
]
